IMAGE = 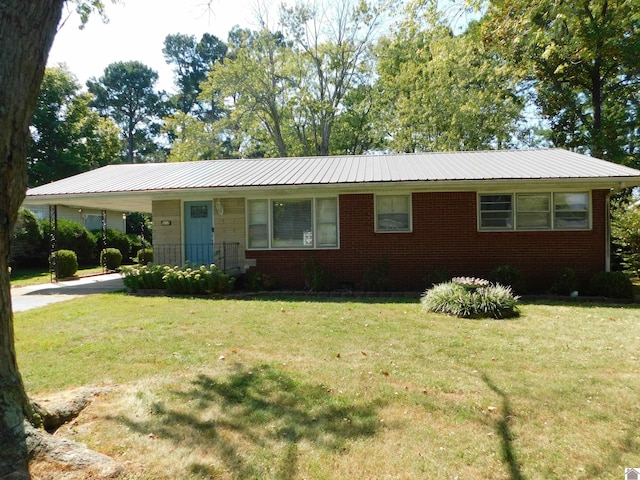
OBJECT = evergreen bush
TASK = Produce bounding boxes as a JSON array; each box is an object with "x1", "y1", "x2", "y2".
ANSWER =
[
  {"x1": 488, "y1": 265, "x2": 526, "y2": 294},
  {"x1": 550, "y1": 267, "x2": 579, "y2": 295},
  {"x1": 303, "y1": 257, "x2": 332, "y2": 291},
  {"x1": 136, "y1": 248, "x2": 154, "y2": 265},
  {"x1": 50, "y1": 249, "x2": 78, "y2": 279},
  {"x1": 42, "y1": 219, "x2": 97, "y2": 266},
  {"x1": 588, "y1": 271, "x2": 634, "y2": 299},
  {"x1": 12, "y1": 208, "x2": 47, "y2": 267},
  {"x1": 100, "y1": 248, "x2": 123, "y2": 270},
  {"x1": 421, "y1": 277, "x2": 519, "y2": 319}
]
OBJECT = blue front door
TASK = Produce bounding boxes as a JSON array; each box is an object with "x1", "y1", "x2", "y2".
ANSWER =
[{"x1": 184, "y1": 201, "x2": 213, "y2": 265}]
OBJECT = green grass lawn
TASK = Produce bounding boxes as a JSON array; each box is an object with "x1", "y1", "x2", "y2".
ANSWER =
[
  {"x1": 10, "y1": 266, "x2": 107, "y2": 288},
  {"x1": 14, "y1": 294, "x2": 640, "y2": 479}
]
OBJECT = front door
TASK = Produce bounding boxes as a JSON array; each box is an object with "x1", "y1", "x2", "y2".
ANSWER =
[{"x1": 184, "y1": 201, "x2": 213, "y2": 265}]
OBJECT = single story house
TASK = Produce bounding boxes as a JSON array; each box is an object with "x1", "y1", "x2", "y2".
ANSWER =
[
  {"x1": 22, "y1": 149, "x2": 640, "y2": 292},
  {"x1": 26, "y1": 205, "x2": 127, "y2": 233}
]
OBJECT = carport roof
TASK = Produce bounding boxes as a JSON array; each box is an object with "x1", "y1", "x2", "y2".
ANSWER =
[{"x1": 23, "y1": 149, "x2": 640, "y2": 213}]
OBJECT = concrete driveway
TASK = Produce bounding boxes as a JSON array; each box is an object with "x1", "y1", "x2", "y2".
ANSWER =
[{"x1": 11, "y1": 273, "x2": 125, "y2": 312}]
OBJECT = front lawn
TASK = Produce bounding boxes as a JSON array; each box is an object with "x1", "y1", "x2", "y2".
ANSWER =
[{"x1": 14, "y1": 294, "x2": 640, "y2": 479}]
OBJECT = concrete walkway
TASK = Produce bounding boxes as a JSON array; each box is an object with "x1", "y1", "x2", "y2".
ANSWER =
[{"x1": 11, "y1": 273, "x2": 125, "y2": 312}]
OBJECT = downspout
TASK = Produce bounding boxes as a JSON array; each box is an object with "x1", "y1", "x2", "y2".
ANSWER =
[{"x1": 605, "y1": 190, "x2": 612, "y2": 272}]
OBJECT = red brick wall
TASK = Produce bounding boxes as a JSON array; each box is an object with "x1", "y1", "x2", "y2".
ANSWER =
[{"x1": 247, "y1": 190, "x2": 609, "y2": 292}]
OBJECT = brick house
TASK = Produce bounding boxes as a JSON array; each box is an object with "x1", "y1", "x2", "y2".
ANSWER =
[{"x1": 23, "y1": 149, "x2": 640, "y2": 292}]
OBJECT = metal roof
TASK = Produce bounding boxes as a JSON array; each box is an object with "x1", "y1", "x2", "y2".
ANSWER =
[{"x1": 24, "y1": 149, "x2": 640, "y2": 213}]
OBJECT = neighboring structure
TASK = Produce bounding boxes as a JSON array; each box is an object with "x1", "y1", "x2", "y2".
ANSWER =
[
  {"x1": 26, "y1": 205, "x2": 127, "y2": 233},
  {"x1": 22, "y1": 149, "x2": 640, "y2": 292}
]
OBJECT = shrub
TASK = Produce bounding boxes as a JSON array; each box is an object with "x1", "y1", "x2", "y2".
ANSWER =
[
  {"x1": 122, "y1": 263, "x2": 169, "y2": 291},
  {"x1": 42, "y1": 219, "x2": 97, "y2": 266},
  {"x1": 100, "y1": 248, "x2": 123, "y2": 270},
  {"x1": 424, "y1": 267, "x2": 450, "y2": 288},
  {"x1": 122, "y1": 263, "x2": 234, "y2": 295},
  {"x1": 550, "y1": 267, "x2": 579, "y2": 295},
  {"x1": 610, "y1": 197, "x2": 640, "y2": 275},
  {"x1": 303, "y1": 257, "x2": 332, "y2": 291},
  {"x1": 244, "y1": 270, "x2": 277, "y2": 291},
  {"x1": 12, "y1": 208, "x2": 47, "y2": 267},
  {"x1": 136, "y1": 248, "x2": 154, "y2": 265},
  {"x1": 102, "y1": 229, "x2": 131, "y2": 264},
  {"x1": 362, "y1": 259, "x2": 389, "y2": 291},
  {"x1": 163, "y1": 264, "x2": 235, "y2": 295},
  {"x1": 588, "y1": 271, "x2": 634, "y2": 299},
  {"x1": 50, "y1": 249, "x2": 78, "y2": 279},
  {"x1": 488, "y1": 265, "x2": 526, "y2": 294},
  {"x1": 421, "y1": 277, "x2": 519, "y2": 319}
]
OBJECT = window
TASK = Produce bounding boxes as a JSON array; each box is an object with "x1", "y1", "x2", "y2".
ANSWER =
[
  {"x1": 273, "y1": 199, "x2": 313, "y2": 248},
  {"x1": 554, "y1": 193, "x2": 589, "y2": 229},
  {"x1": 376, "y1": 195, "x2": 411, "y2": 232},
  {"x1": 246, "y1": 197, "x2": 338, "y2": 249},
  {"x1": 247, "y1": 200, "x2": 268, "y2": 248},
  {"x1": 516, "y1": 193, "x2": 550, "y2": 229},
  {"x1": 479, "y1": 192, "x2": 590, "y2": 231},
  {"x1": 479, "y1": 194, "x2": 513, "y2": 229}
]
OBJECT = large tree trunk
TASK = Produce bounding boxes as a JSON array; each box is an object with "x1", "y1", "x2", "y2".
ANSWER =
[{"x1": 0, "y1": 2, "x2": 65, "y2": 478}]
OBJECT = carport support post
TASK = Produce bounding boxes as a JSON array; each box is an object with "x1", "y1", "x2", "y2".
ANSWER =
[
  {"x1": 101, "y1": 210, "x2": 107, "y2": 272},
  {"x1": 49, "y1": 204, "x2": 57, "y2": 283}
]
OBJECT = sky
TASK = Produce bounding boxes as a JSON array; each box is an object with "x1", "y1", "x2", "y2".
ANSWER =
[{"x1": 47, "y1": 0, "x2": 265, "y2": 92}]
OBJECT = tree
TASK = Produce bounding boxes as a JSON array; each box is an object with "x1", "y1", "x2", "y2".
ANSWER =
[
  {"x1": 87, "y1": 61, "x2": 164, "y2": 163},
  {"x1": 482, "y1": 0, "x2": 640, "y2": 164},
  {"x1": 28, "y1": 66, "x2": 121, "y2": 186},
  {"x1": 202, "y1": 27, "x2": 294, "y2": 157},
  {"x1": 375, "y1": 4, "x2": 522, "y2": 152},
  {"x1": 279, "y1": 0, "x2": 391, "y2": 156},
  {"x1": 163, "y1": 32, "x2": 227, "y2": 119},
  {"x1": 1, "y1": 3, "x2": 66, "y2": 476}
]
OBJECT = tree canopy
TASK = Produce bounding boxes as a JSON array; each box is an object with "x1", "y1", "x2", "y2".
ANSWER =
[
  {"x1": 87, "y1": 60, "x2": 165, "y2": 163},
  {"x1": 28, "y1": 66, "x2": 120, "y2": 186}
]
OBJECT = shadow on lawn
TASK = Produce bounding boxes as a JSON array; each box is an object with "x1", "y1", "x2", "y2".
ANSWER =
[
  {"x1": 482, "y1": 374, "x2": 525, "y2": 480},
  {"x1": 116, "y1": 364, "x2": 383, "y2": 479}
]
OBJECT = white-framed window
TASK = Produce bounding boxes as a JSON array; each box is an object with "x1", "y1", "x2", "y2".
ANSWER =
[
  {"x1": 246, "y1": 197, "x2": 339, "y2": 249},
  {"x1": 554, "y1": 193, "x2": 589, "y2": 229},
  {"x1": 479, "y1": 194, "x2": 513, "y2": 230},
  {"x1": 516, "y1": 193, "x2": 551, "y2": 230},
  {"x1": 375, "y1": 194, "x2": 411, "y2": 232},
  {"x1": 478, "y1": 192, "x2": 590, "y2": 231}
]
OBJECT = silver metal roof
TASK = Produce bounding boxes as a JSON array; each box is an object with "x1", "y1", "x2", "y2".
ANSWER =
[{"x1": 24, "y1": 149, "x2": 640, "y2": 213}]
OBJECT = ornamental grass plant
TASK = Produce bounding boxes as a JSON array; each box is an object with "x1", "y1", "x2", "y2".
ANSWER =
[{"x1": 421, "y1": 277, "x2": 520, "y2": 319}]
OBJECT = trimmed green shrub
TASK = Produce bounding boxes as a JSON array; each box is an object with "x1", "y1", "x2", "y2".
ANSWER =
[
  {"x1": 50, "y1": 249, "x2": 78, "y2": 279},
  {"x1": 42, "y1": 219, "x2": 97, "y2": 266},
  {"x1": 122, "y1": 263, "x2": 169, "y2": 291},
  {"x1": 550, "y1": 267, "x2": 579, "y2": 295},
  {"x1": 100, "y1": 248, "x2": 123, "y2": 270},
  {"x1": 102, "y1": 229, "x2": 131, "y2": 264},
  {"x1": 136, "y1": 248, "x2": 153, "y2": 265},
  {"x1": 163, "y1": 264, "x2": 235, "y2": 295},
  {"x1": 122, "y1": 263, "x2": 234, "y2": 295},
  {"x1": 488, "y1": 265, "x2": 526, "y2": 294},
  {"x1": 421, "y1": 277, "x2": 519, "y2": 319},
  {"x1": 588, "y1": 271, "x2": 634, "y2": 299}
]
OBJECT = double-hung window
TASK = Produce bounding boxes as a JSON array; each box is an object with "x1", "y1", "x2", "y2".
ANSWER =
[
  {"x1": 247, "y1": 198, "x2": 338, "y2": 249},
  {"x1": 376, "y1": 195, "x2": 411, "y2": 232},
  {"x1": 478, "y1": 192, "x2": 590, "y2": 231}
]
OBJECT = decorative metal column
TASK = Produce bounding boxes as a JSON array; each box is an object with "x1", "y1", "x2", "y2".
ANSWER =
[
  {"x1": 49, "y1": 204, "x2": 58, "y2": 282},
  {"x1": 101, "y1": 210, "x2": 107, "y2": 272}
]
